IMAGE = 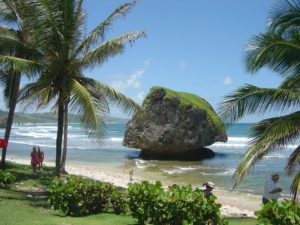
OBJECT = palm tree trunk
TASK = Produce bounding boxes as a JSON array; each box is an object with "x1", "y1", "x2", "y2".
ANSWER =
[
  {"x1": 60, "y1": 102, "x2": 68, "y2": 173},
  {"x1": 55, "y1": 101, "x2": 64, "y2": 176},
  {"x1": 1, "y1": 72, "x2": 21, "y2": 170}
]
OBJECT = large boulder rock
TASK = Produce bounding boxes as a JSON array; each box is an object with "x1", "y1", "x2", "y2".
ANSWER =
[{"x1": 123, "y1": 87, "x2": 227, "y2": 160}]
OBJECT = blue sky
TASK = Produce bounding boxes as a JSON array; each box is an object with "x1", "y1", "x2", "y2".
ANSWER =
[{"x1": 0, "y1": 0, "x2": 284, "y2": 122}]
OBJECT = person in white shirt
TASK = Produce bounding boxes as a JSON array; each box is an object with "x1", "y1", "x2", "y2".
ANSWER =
[{"x1": 262, "y1": 173, "x2": 282, "y2": 204}]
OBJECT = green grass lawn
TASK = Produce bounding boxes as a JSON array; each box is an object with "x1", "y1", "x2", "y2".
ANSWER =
[
  {"x1": 0, "y1": 162, "x2": 257, "y2": 225},
  {"x1": 0, "y1": 187, "x2": 136, "y2": 225}
]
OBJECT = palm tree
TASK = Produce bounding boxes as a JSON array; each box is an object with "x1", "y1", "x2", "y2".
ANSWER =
[
  {"x1": 0, "y1": 0, "x2": 41, "y2": 169},
  {"x1": 17, "y1": 0, "x2": 145, "y2": 176},
  {"x1": 219, "y1": 0, "x2": 300, "y2": 201}
]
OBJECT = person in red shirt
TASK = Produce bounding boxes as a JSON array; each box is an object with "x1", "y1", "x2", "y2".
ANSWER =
[{"x1": 30, "y1": 147, "x2": 38, "y2": 174}]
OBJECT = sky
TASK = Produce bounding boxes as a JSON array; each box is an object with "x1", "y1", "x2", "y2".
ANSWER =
[{"x1": 0, "y1": 0, "x2": 285, "y2": 122}]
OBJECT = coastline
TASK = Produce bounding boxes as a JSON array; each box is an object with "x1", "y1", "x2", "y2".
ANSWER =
[{"x1": 7, "y1": 157, "x2": 260, "y2": 217}]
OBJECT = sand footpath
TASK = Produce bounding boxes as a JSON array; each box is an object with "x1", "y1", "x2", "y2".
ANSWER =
[{"x1": 8, "y1": 158, "x2": 260, "y2": 217}]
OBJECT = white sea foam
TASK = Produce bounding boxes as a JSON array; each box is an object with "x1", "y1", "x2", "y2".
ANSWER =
[
  {"x1": 200, "y1": 168, "x2": 235, "y2": 176},
  {"x1": 161, "y1": 166, "x2": 202, "y2": 175},
  {"x1": 135, "y1": 159, "x2": 147, "y2": 169},
  {"x1": 227, "y1": 137, "x2": 252, "y2": 142},
  {"x1": 109, "y1": 137, "x2": 123, "y2": 142},
  {"x1": 212, "y1": 143, "x2": 248, "y2": 147},
  {"x1": 14, "y1": 131, "x2": 57, "y2": 139},
  {"x1": 263, "y1": 154, "x2": 287, "y2": 159}
]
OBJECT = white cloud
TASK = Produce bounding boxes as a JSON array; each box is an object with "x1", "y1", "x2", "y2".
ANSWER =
[
  {"x1": 135, "y1": 91, "x2": 145, "y2": 104},
  {"x1": 179, "y1": 62, "x2": 187, "y2": 71},
  {"x1": 110, "y1": 59, "x2": 151, "y2": 92},
  {"x1": 245, "y1": 43, "x2": 258, "y2": 51},
  {"x1": 223, "y1": 76, "x2": 232, "y2": 85}
]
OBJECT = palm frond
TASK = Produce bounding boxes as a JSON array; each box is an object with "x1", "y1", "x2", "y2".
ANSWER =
[
  {"x1": 269, "y1": 0, "x2": 300, "y2": 34},
  {"x1": 0, "y1": 55, "x2": 40, "y2": 78},
  {"x1": 290, "y1": 170, "x2": 300, "y2": 202},
  {"x1": 18, "y1": 77, "x2": 58, "y2": 110},
  {"x1": 219, "y1": 84, "x2": 300, "y2": 123},
  {"x1": 233, "y1": 111, "x2": 300, "y2": 187},
  {"x1": 0, "y1": 0, "x2": 21, "y2": 25},
  {"x1": 76, "y1": 0, "x2": 138, "y2": 55},
  {"x1": 79, "y1": 77, "x2": 141, "y2": 115},
  {"x1": 80, "y1": 31, "x2": 145, "y2": 69},
  {"x1": 246, "y1": 32, "x2": 300, "y2": 76},
  {"x1": 67, "y1": 79, "x2": 106, "y2": 138},
  {"x1": 286, "y1": 145, "x2": 300, "y2": 175},
  {"x1": 279, "y1": 73, "x2": 300, "y2": 90}
]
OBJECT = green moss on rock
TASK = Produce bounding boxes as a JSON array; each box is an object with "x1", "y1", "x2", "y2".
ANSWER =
[{"x1": 143, "y1": 86, "x2": 225, "y2": 133}]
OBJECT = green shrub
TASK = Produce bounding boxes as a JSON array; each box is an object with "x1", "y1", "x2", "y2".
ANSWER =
[
  {"x1": 128, "y1": 181, "x2": 164, "y2": 224},
  {"x1": 128, "y1": 181, "x2": 226, "y2": 225},
  {"x1": 255, "y1": 200, "x2": 300, "y2": 225},
  {"x1": 0, "y1": 171, "x2": 16, "y2": 189},
  {"x1": 110, "y1": 189, "x2": 128, "y2": 215},
  {"x1": 48, "y1": 176, "x2": 114, "y2": 216}
]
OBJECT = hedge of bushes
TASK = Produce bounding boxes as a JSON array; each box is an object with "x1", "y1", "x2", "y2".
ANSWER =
[
  {"x1": 48, "y1": 177, "x2": 226, "y2": 224},
  {"x1": 255, "y1": 200, "x2": 300, "y2": 225},
  {"x1": 128, "y1": 181, "x2": 226, "y2": 225},
  {"x1": 0, "y1": 171, "x2": 16, "y2": 189},
  {"x1": 48, "y1": 176, "x2": 127, "y2": 216},
  {"x1": 48, "y1": 176, "x2": 300, "y2": 225}
]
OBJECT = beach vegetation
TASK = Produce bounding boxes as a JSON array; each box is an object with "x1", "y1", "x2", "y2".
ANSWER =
[
  {"x1": 0, "y1": 171, "x2": 16, "y2": 189},
  {"x1": 255, "y1": 200, "x2": 300, "y2": 225},
  {"x1": 143, "y1": 86, "x2": 225, "y2": 133},
  {"x1": 110, "y1": 189, "x2": 128, "y2": 215},
  {"x1": 128, "y1": 181, "x2": 226, "y2": 225},
  {"x1": 0, "y1": 162, "x2": 256, "y2": 225},
  {"x1": 0, "y1": 0, "x2": 41, "y2": 169},
  {"x1": 0, "y1": 0, "x2": 145, "y2": 176},
  {"x1": 219, "y1": 0, "x2": 300, "y2": 200},
  {"x1": 48, "y1": 176, "x2": 116, "y2": 216}
]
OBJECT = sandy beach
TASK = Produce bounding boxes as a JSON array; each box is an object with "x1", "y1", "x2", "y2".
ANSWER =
[{"x1": 8, "y1": 157, "x2": 261, "y2": 217}]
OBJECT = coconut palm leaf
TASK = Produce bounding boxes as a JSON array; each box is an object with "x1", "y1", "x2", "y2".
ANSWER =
[
  {"x1": 79, "y1": 77, "x2": 141, "y2": 114},
  {"x1": 219, "y1": 84, "x2": 300, "y2": 123},
  {"x1": 286, "y1": 145, "x2": 300, "y2": 175},
  {"x1": 269, "y1": 0, "x2": 300, "y2": 34},
  {"x1": 233, "y1": 111, "x2": 300, "y2": 187},
  {"x1": 67, "y1": 78, "x2": 107, "y2": 138},
  {"x1": 290, "y1": 170, "x2": 300, "y2": 202},
  {"x1": 0, "y1": 55, "x2": 40, "y2": 77},
  {"x1": 246, "y1": 32, "x2": 300, "y2": 76},
  {"x1": 76, "y1": 0, "x2": 138, "y2": 55},
  {"x1": 18, "y1": 78, "x2": 58, "y2": 110},
  {"x1": 0, "y1": 0, "x2": 22, "y2": 26},
  {"x1": 81, "y1": 31, "x2": 146, "y2": 69},
  {"x1": 0, "y1": 29, "x2": 43, "y2": 61}
]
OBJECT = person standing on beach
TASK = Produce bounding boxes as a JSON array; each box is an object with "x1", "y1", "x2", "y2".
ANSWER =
[
  {"x1": 203, "y1": 181, "x2": 215, "y2": 198},
  {"x1": 262, "y1": 173, "x2": 282, "y2": 204},
  {"x1": 30, "y1": 147, "x2": 38, "y2": 174},
  {"x1": 37, "y1": 147, "x2": 44, "y2": 170}
]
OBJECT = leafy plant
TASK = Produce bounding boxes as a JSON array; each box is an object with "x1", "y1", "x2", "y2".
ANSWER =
[
  {"x1": 128, "y1": 181, "x2": 226, "y2": 225},
  {"x1": 0, "y1": 171, "x2": 16, "y2": 189},
  {"x1": 255, "y1": 200, "x2": 300, "y2": 225},
  {"x1": 110, "y1": 188, "x2": 128, "y2": 215},
  {"x1": 48, "y1": 176, "x2": 113, "y2": 216}
]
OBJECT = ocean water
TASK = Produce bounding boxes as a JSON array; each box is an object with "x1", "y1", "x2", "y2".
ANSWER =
[{"x1": 1, "y1": 122, "x2": 295, "y2": 196}]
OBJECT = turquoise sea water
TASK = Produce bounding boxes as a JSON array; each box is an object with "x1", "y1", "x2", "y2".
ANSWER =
[{"x1": 1, "y1": 122, "x2": 295, "y2": 196}]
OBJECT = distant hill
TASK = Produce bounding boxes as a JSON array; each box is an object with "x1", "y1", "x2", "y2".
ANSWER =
[{"x1": 0, "y1": 110, "x2": 129, "y2": 124}]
